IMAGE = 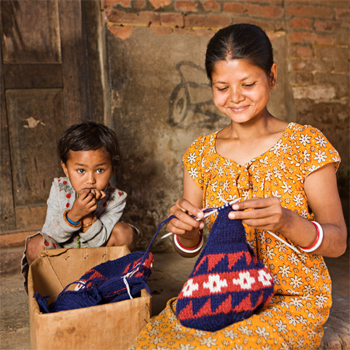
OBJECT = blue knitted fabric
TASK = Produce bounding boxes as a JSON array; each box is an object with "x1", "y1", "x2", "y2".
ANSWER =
[
  {"x1": 34, "y1": 216, "x2": 172, "y2": 313},
  {"x1": 34, "y1": 251, "x2": 153, "y2": 313},
  {"x1": 176, "y1": 205, "x2": 275, "y2": 332}
]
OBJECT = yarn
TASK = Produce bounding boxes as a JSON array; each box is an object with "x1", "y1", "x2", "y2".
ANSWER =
[
  {"x1": 176, "y1": 204, "x2": 275, "y2": 332},
  {"x1": 34, "y1": 216, "x2": 173, "y2": 313}
]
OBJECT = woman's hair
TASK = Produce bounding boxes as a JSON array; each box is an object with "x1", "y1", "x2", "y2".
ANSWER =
[
  {"x1": 58, "y1": 121, "x2": 121, "y2": 168},
  {"x1": 205, "y1": 23, "x2": 274, "y2": 83}
]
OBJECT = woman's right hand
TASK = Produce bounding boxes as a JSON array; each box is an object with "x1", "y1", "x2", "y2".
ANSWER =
[{"x1": 167, "y1": 198, "x2": 205, "y2": 239}]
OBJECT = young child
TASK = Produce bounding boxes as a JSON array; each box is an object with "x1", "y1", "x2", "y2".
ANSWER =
[
  {"x1": 131, "y1": 24, "x2": 347, "y2": 349},
  {"x1": 22, "y1": 121, "x2": 138, "y2": 290}
]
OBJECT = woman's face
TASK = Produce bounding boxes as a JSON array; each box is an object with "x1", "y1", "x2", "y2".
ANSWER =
[{"x1": 211, "y1": 59, "x2": 277, "y2": 125}]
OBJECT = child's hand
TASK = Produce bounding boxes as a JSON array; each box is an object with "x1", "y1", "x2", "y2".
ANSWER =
[
  {"x1": 68, "y1": 189, "x2": 105, "y2": 222},
  {"x1": 228, "y1": 196, "x2": 287, "y2": 232}
]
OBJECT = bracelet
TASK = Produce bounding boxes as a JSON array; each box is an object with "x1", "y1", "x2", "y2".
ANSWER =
[
  {"x1": 299, "y1": 221, "x2": 324, "y2": 253},
  {"x1": 82, "y1": 216, "x2": 97, "y2": 228},
  {"x1": 64, "y1": 210, "x2": 81, "y2": 227},
  {"x1": 174, "y1": 230, "x2": 204, "y2": 254}
]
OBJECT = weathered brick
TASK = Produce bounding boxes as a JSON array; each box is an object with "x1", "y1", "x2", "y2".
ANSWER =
[
  {"x1": 314, "y1": 72, "x2": 348, "y2": 98},
  {"x1": 175, "y1": 0, "x2": 198, "y2": 12},
  {"x1": 290, "y1": 71, "x2": 314, "y2": 85},
  {"x1": 289, "y1": 44, "x2": 313, "y2": 58},
  {"x1": 101, "y1": 0, "x2": 131, "y2": 8},
  {"x1": 223, "y1": 2, "x2": 244, "y2": 14},
  {"x1": 292, "y1": 85, "x2": 336, "y2": 100},
  {"x1": 104, "y1": 9, "x2": 160, "y2": 25},
  {"x1": 288, "y1": 32, "x2": 334, "y2": 46},
  {"x1": 314, "y1": 20, "x2": 342, "y2": 32},
  {"x1": 108, "y1": 25, "x2": 134, "y2": 40},
  {"x1": 184, "y1": 14, "x2": 231, "y2": 28},
  {"x1": 315, "y1": 47, "x2": 348, "y2": 62},
  {"x1": 286, "y1": 4, "x2": 333, "y2": 18},
  {"x1": 160, "y1": 13, "x2": 184, "y2": 27},
  {"x1": 202, "y1": 0, "x2": 221, "y2": 12},
  {"x1": 149, "y1": 0, "x2": 171, "y2": 9},
  {"x1": 150, "y1": 26, "x2": 173, "y2": 34},
  {"x1": 173, "y1": 27, "x2": 214, "y2": 37},
  {"x1": 233, "y1": 17, "x2": 280, "y2": 32},
  {"x1": 287, "y1": 17, "x2": 313, "y2": 30},
  {"x1": 292, "y1": 59, "x2": 316, "y2": 72},
  {"x1": 244, "y1": 4, "x2": 284, "y2": 18},
  {"x1": 134, "y1": 0, "x2": 146, "y2": 9},
  {"x1": 335, "y1": 7, "x2": 350, "y2": 20},
  {"x1": 334, "y1": 32, "x2": 350, "y2": 46}
]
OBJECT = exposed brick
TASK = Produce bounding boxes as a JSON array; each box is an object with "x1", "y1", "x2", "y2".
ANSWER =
[
  {"x1": 160, "y1": 13, "x2": 184, "y2": 27},
  {"x1": 244, "y1": 4, "x2": 284, "y2": 18},
  {"x1": 314, "y1": 72, "x2": 348, "y2": 98},
  {"x1": 289, "y1": 45, "x2": 313, "y2": 58},
  {"x1": 314, "y1": 20, "x2": 343, "y2": 32},
  {"x1": 334, "y1": 32, "x2": 350, "y2": 46},
  {"x1": 150, "y1": 26, "x2": 173, "y2": 34},
  {"x1": 287, "y1": 17, "x2": 313, "y2": 30},
  {"x1": 290, "y1": 71, "x2": 314, "y2": 85},
  {"x1": 335, "y1": 7, "x2": 350, "y2": 20},
  {"x1": 288, "y1": 32, "x2": 334, "y2": 46},
  {"x1": 233, "y1": 17, "x2": 280, "y2": 32},
  {"x1": 134, "y1": 0, "x2": 146, "y2": 9},
  {"x1": 149, "y1": 0, "x2": 171, "y2": 9},
  {"x1": 108, "y1": 25, "x2": 134, "y2": 40},
  {"x1": 315, "y1": 47, "x2": 348, "y2": 62},
  {"x1": 173, "y1": 27, "x2": 214, "y2": 37},
  {"x1": 184, "y1": 14, "x2": 231, "y2": 28},
  {"x1": 175, "y1": 0, "x2": 198, "y2": 12},
  {"x1": 285, "y1": 0, "x2": 349, "y2": 6},
  {"x1": 292, "y1": 59, "x2": 316, "y2": 72},
  {"x1": 223, "y1": 2, "x2": 244, "y2": 14},
  {"x1": 104, "y1": 9, "x2": 160, "y2": 25},
  {"x1": 202, "y1": 0, "x2": 221, "y2": 12},
  {"x1": 101, "y1": 0, "x2": 131, "y2": 8},
  {"x1": 292, "y1": 85, "x2": 336, "y2": 100},
  {"x1": 286, "y1": 4, "x2": 333, "y2": 19}
]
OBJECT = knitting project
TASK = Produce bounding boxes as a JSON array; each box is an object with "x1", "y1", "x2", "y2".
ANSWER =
[
  {"x1": 34, "y1": 216, "x2": 170, "y2": 313},
  {"x1": 176, "y1": 204, "x2": 275, "y2": 332}
]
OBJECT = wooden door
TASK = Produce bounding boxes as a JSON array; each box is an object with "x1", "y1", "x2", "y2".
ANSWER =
[{"x1": 0, "y1": 0, "x2": 104, "y2": 239}]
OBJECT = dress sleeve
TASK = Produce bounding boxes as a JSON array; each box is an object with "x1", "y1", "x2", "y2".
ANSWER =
[
  {"x1": 298, "y1": 125, "x2": 341, "y2": 178},
  {"x1": 182, "y1": 136, "x2": 206, "y2": 191},
  {"x1": 79, "y1": 189, "x2": 126, "y2": 247}
]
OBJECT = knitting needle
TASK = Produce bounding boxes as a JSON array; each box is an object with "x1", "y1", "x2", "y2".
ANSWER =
[
  {"x1": 161, "y1": 198, "x2": 241, "y2": 240},
  {"x1": 266, "y1": 230, "x2": 300, "y2": 254}
]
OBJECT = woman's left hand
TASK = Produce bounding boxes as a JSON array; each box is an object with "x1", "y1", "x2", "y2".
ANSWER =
[{"x1": 228, "y1": 196, "x2": 288, "y2": 232}]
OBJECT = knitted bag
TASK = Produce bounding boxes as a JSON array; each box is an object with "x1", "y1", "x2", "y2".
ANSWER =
[
  {"x1": 176, "y1": 204, "x2": 275, "y2": 332},
  {"x1": 34, "y1": 217, "x2": 170, "y2": 313}
]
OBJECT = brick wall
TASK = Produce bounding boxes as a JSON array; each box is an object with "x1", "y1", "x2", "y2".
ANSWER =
[{"x1": 100, "y1": 0, "x2": 349, "y2": 246}]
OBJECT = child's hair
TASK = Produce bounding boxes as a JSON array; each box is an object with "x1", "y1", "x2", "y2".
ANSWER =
[
  {"x1": 58, "y1": 121, "x2": 121, "y2": 168},
  {"x1": 205, "y1": 23, "x2": 274, "y2": 83}
]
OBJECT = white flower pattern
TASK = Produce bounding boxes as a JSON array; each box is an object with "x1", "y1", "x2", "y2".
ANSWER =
[{"x1": 132, "y1": 123, "x2": 339, "y2": 350}]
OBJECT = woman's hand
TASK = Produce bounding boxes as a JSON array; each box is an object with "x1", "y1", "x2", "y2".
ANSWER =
[
  {"x1": 228, "y1": 196, "x2": 289, "y2": 232},
  {"x1": 167, "y1": 198, "x2": 205, "y2": 237}
]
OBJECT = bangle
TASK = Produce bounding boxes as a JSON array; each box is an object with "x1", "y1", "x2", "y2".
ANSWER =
[
  {"x1": 174, "y1": 230, "x2": 204, "y2": 254},
  {"x1": 82, "y1": 216, "x2": 97, "y2": 228},
  {"x1": 64, "y1": 210, "x2": 81, "y2": 227},
  {"x1": 299, "y1": 221, "x2": 324, "y2": 253}
]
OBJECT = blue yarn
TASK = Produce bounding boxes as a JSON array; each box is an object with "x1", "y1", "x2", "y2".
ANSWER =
[{"x1": 34, "y1": 215, "x2": 174, "y2": 313}]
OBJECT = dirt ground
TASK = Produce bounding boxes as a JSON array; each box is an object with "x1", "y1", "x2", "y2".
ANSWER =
[{"x1": 0, "y1": 246, "x2": 349, "y2": 350}]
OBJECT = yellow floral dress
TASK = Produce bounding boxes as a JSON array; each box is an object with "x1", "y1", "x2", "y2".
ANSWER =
[{"x1": 131, "y1": 123, "x2": 340, "y2": 350}]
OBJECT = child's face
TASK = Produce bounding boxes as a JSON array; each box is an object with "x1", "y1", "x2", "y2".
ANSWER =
[
  {"x1": 211, "y1": 58, "x2": 277, "y2": 124},
  {"x1": 61, "y1": 148, "x2": 115, "y2": 194}
]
